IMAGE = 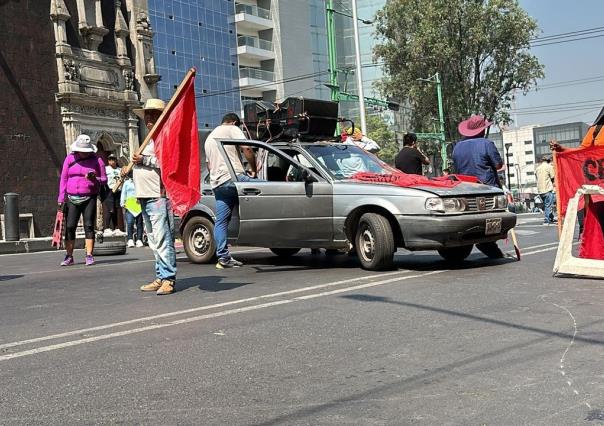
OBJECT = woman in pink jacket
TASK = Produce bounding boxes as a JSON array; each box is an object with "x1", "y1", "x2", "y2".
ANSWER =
[{"x1": 57, "y1": 135, "x2": 107, "y2": 266}]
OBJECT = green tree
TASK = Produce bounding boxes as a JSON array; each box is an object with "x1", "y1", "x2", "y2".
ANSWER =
[
  {"x1": 374, "y1": 0, "x2": 544, "y2": 140},
  {"x1": 365, "y1": 115, "x2": 398, "y2": 164}
]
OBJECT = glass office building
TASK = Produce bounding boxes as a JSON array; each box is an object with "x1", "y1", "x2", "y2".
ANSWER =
[
  {"x1": 148, "y1": 0, "x2": 241, "y2": 128},
  {"x1": 533, "y1": 122, "x2": 589, "y2": 158}
]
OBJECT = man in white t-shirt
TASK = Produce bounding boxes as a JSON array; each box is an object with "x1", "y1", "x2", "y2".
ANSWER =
[{"x1": 205, "y1": 113, "x2": 257, "y2": 268}]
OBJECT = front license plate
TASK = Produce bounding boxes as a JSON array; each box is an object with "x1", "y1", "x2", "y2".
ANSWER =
[{"x1": 485, "y1": 218, "x2": 502, "y2": 235}]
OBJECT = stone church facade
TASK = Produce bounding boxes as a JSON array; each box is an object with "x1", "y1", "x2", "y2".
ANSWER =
[{"x1": 0, "y1": 0, "x2": 158, "y2": 236}]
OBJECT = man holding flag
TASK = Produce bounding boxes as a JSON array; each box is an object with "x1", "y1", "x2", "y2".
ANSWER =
[{"x1": 130, "y1": 69, "x2": 201, "y2": 295}]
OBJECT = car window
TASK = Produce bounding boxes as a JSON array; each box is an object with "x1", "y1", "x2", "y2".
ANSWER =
[
  {"x1": 305, "y1": 144, "x2": 395, "y2": 179},
  {"x1": 265, "y1": 151, "x2": 307, "y2": 182}
]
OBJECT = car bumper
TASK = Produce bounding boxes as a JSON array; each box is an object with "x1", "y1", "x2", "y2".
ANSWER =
[{"x1": 398, "y1": 211, "x2": 517, "y2": 250}]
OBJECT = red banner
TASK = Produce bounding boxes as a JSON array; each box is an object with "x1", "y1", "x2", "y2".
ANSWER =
[
  {"x1": 555, "y1": 145, "x2": 604, "y2": 219},
  {"x1": 154, "y1": 75, "x2": 201, "y2": 217}
]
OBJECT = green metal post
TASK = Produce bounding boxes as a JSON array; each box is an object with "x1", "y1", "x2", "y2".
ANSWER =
[
  {"x1": 326, "y1": 0, "x2": 340, "y2": 102},
  {"x1": 435, "y1": 73, "x2": 448, "y2": 167}
]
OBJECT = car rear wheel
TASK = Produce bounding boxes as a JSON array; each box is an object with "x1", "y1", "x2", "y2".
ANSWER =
[
  {"x1": 183, "y1": 216, "x2": 216, "y2": 264},
  {"x1": 270, "y1": 248, "x2": 301, "y2": 257},
  {"x1": 437, "y1": 245, "x2": 473, "y2": 262},
  {"x1": 355, "y1": 213, "x2": 395, "y2": 270}
]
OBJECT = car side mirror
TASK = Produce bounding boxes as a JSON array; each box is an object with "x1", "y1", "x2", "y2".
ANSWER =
[{"x1": 301, "y1": 168, "x2": 317, "y2": 183}]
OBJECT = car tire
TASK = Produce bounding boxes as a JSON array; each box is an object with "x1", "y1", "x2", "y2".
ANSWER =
[
  {"x1": 355, "y1": 213, "x2": 395, "y2": 270},
  {"x1": 270, "y1": 248, "x2": 301, "y2": 257},
  {"x1": 94, "y1": 240, "x2": 127, "y2": 256},
  {"x1": 183, "y1": 216, "x2": 216, "y2": 264},
  {"x1": 437, "y1": 245, "x2": 473, "y2": 262}
]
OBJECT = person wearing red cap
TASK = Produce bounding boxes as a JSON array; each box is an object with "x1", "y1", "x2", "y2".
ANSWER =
[{"x1": 453, "y1": 115, "x2": 506, "y2": 258}]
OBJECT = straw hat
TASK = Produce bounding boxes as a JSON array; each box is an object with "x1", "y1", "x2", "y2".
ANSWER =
[
  {"x1": 133, "y1": 98, "x2": 166, "y2": 119},
  {"x1": 70, "y1": 134, "x2": 97, "y2": 153}
]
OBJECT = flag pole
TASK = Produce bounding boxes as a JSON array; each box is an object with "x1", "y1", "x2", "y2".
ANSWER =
[{"x1": 113, "y1": 67, "x2": 197, "y2": 192}]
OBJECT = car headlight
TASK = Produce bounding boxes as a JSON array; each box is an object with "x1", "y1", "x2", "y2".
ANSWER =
[
  {"x1": 494, "y1": 195, "x2": 508, "y2": 209},
  {"x1": 425, "y1": 197, "x2": 466, "y2": 212}
]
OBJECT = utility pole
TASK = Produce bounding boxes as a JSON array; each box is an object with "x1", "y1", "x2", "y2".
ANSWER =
[
  {"x1": 326, "y1": 0, "x2": 339, "y2": 102},
  {"x1": 351, "y1": 0, "x2": 367, "y2": 135},
  {"x1": 324, "y1": 1, "x2": 399, "y2": 132}
]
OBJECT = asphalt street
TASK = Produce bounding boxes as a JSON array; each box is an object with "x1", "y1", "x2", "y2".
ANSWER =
[{"x1": 1, "y1": 214, "x2": 603, "y2": 425}]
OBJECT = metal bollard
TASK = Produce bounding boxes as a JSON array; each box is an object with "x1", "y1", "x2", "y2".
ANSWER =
[{"x1": 3, "y1": 193, "x2": 19, "y2": 241}]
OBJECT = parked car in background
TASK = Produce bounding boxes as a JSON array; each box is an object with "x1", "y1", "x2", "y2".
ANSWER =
[{"x1": 180, "y1": 139, "x2": 516, "y2": 270}]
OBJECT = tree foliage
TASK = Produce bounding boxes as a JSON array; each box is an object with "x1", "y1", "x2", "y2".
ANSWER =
[
  {"x1": 366, "y1": 115, "x2": 398, "y2": 164},
  {"x1": 374, "y1": 0, "x2": 544, "y2": 140}
]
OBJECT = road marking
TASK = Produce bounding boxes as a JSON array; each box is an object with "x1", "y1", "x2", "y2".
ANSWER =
[
  {"x1": 0, "y1": 239, "x2": 564, "y2": 361},
  {"x1": 0, "y1": 269, "x2": 410, "y2": 350},
  {"x1": 0, "y1": 270, "x2": 439, "y2": 361}
]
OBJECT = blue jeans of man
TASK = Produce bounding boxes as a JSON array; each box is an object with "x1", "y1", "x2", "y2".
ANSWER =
[
  {"x1": 140, "y1": 197, "x2": 177, "y2": 281},
  {"x1": 541, "y1": 191, "x2": 556, "y2": 223},
  {"x1": 213, "y1": 175, "x2": 256, "y2": 261}
]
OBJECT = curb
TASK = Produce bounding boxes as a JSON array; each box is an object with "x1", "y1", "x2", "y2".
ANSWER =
[{"x1": 0, "y1": 236, "x2": 126, "y2": 255}]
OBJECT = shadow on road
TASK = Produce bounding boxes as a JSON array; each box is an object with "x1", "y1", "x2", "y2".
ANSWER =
[
  {"x1": 232, "y1": 251, "x2": 516, "y2": 274},
  {"x1": 0, "y1": 275, "x2": 23, "y2": 282},
  {"x1": 176, "y1": 275, "x2": 250, "y2": 293}
]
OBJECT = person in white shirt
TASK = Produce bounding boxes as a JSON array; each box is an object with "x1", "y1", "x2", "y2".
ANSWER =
[
  {"x1": 344, "y1": 127, "x2": 381, "y2": 153},
  {"x1": 333, "y1": 127, "x2": 381, "y2": 177},
  {"x1": 103, "y1": 154, "x2": 123, "y2": 236},
  {"x1": 205, "y1": 113, "x2": 257, "y2": 269}
]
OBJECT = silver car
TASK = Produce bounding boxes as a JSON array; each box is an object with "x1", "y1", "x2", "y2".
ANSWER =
[{"x1": 180, "y1": 139, "x2": 516, "y2": 270}]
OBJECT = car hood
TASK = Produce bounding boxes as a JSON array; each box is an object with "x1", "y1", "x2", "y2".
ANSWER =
[{"x1": 334, "y1": 180, "x2": 502, "y2": 197}]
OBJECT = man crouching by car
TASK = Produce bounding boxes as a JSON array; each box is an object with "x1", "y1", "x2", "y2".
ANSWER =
[{"x1": 205, "y1": 113, "x2": 257, "y2": 269}]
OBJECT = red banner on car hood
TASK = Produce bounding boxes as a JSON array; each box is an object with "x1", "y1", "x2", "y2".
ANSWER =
[{"x1": 351, "y1": 172, "x2": 479, "y2": 188}]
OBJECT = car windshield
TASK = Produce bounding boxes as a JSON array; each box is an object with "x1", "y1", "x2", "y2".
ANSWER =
[{"x1": 305, "y1": 144, "x2": 396, "y2": 179}]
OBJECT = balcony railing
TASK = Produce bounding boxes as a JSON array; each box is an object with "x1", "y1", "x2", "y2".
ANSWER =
[
  {"x1": 239, "y1": 67, "x2": 275, "y2": 82},
  {"x1": 237, "y1": 35, "x2": 273, "y2": 51},
  {"x1": 235, "y1": 3, "x2": 271, "y2": 20}
]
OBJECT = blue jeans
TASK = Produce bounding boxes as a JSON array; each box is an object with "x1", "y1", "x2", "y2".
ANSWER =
[
  {"x1": 213, "y1": 175, "x2": 255, "y2": 260},
  {"x1": 140, "y1": 198, "x2": 177, "y2": 281},
  {"x1": 125, "y1": 210, "x2": 144, "y2": 242},
  {"x1": 541, "y1": 191, "x2": 556, "y2": 223}
]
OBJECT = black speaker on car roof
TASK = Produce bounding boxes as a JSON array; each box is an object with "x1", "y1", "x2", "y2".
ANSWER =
[
  {"x1": 243, "y1": 101, "x2": 281, "y2": 141},
  {"x1": 278, "y1": 97, "x2": 338, "y2": 141}
]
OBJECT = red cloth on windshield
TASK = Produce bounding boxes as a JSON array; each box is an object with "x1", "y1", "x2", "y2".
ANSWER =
[
  {"x1": 153, "y1": 74, "x2": 201, "y2": 217},
  {"x1": 351, "y1": 172, "x2": 479, "y2": 188}
]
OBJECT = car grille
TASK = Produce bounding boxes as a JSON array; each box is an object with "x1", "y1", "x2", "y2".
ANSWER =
[{"x1": 463, "y1": 196, "x2": 496, "y2": 211}]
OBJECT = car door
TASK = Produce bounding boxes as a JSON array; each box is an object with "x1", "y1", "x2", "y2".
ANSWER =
[{"x1": 218, "y1": 140, "x2": 333, "y2": 247}]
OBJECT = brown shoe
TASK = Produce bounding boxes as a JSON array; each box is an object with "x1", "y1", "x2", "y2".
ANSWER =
[
  {"x1": 156, "y1": 279, "x2": 175, "y2": 296},
  {"x1": 140, "y1": 278, "x2": 162, "y2": 292}
]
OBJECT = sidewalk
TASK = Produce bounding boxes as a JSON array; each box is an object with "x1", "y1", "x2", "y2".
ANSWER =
[{"x1": 0, "y1": 236, "x2": 126, "y2": 255}]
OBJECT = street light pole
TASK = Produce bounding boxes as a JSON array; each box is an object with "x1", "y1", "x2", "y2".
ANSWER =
[
  {"x1": 351, "y1": 0, "x2": 367, "y2": 135},
  {"x1": 504, "y1": 143, "x2": 512, "y2": 190}
]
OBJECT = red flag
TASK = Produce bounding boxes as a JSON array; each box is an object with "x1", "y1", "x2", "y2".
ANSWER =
[
  {"x1": 554, "y1": 145, "x2": 604, "y2": 219},
  {"x1": 153, "y1": 74, "x2": 201, "y2": 217}
]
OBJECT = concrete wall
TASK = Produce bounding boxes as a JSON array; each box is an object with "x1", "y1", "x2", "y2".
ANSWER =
[{"x1": 0, "y1": 0, "x2": 66, "y2": 237}]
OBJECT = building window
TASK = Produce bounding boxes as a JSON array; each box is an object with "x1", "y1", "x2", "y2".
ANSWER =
[
  {"x1": 525, "y1": 151, "x2": 533, "y2": 155},
  {"x1": 526, "y1": 161, "x2": 534, "y2": 165},
  {"x1": 524, "y1": 140, "x2": 532, "y2": 145},
  {"x1": 526, "y1": 171, "x2": 535, "y2": 176}
]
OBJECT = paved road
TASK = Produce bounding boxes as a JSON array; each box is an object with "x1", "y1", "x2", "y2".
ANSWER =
[{"x1": 1, "y1": 215, "x2": 603, "y2": 425}]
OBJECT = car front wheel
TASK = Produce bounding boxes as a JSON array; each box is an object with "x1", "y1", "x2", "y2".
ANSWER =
[
  {"x1": 183, "y1": 216, "x2": 216, "y2": 264},
  {"x1": 355, "y1": 213, "x2": 395, "y2": 270},
  {"x1": 437, "y1": 245, "x2": 473, "y2": 262}
]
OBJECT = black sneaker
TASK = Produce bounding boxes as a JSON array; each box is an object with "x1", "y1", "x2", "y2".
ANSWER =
[{"x1": 216, "y1": 257, "x2": 243, "y2": 269}]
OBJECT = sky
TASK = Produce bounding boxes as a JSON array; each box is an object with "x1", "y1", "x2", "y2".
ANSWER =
[{"x1": 514, "y1": 0, "x2": 604, "y2": 128}]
